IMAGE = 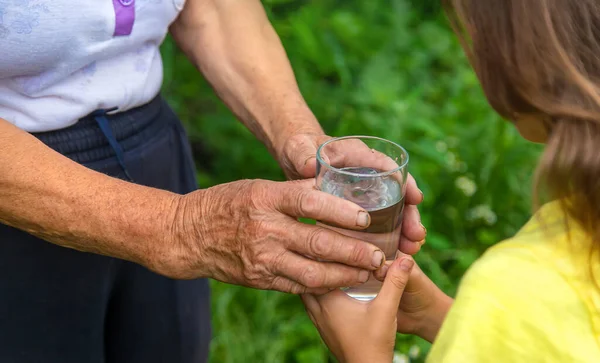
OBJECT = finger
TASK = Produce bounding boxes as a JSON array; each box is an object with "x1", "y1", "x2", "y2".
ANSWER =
[
  {"x1": 404, "y1": 174, "x2": 423, "y2": 205},
  {"x1": 300, "y1": 158, "x2": 318, "y2": 179},
  {"x1": 374, "y1": 252, "x2": 423, "y2": 281},
  {"x1": 289, "y1": 178, "x2": 317, "y2": 190},
  {"x1": 300, "y1": 294, "x2": 321, "y2": 316},
  {"x1": 321, "y1": 138, "x2": 369, "y2": 167},
  {"x1": 306, "y1": 308, "x2": 318, "y2": 326},
  {"x1": 400, "y1": 204, "x2": 427, "y2": 243},
  {"x1": 285, "y1": 134, "x2": 330, "y2": 179},
  {"x1": 373, "y1": 261, "x2": 393, "y2": 282},
  {"x1": 373, "y1": 256, "x2": 414, "y2": 313},
  {"x1": 341, "y1": 147, "x2": 399, "y2": 173},
  {"x1": 325, "y1": 139, "x2": 399, "y2": 173},
  {"x1": 343, "y1": 147, "x2": 401, "y2": 178},
  {"x1": 321, "y1": 223, "x2": 404, "y2": 258},
  {"x1": 402, "y1": 259, "x2": 432, "y2": 296},
  {"x1": 270, "y1": 276, "x2": 330, "y2": 295},
  {"x1": 398, "y1": 236, "x2": 424, "y2": 256},
  {"x1": 319, "y1": 139, "x2": 415, "y2": 206},
  {"x1": 272, "y1": 251, "x2": 371, "y2": 288},
  {"x1": 275, "y1": 182, "x2": 372, "y2": 230},
  {"x1": 285, "y1": 134, "x2": 319, "y2": 178},
  {"x1": 288, "y1": 223, "x2": 385, "y2": 270},
  {"x1": 312, "y1": 288, "x2": 355, "y2": 304}
]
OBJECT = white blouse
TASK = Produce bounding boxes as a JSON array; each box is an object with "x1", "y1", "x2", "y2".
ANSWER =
[{"x1": 0, "y1": 0, "x2": 186, "y2": 132}]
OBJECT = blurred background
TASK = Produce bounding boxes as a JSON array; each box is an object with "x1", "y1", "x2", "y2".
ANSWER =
[{"x1": 161, "y1": 0, "x2": 542, "y2": 362}]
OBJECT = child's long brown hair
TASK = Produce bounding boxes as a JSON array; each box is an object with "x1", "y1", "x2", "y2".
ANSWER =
[{"x1": 444, "y1": 0, "x2": 600, "y2": 267}]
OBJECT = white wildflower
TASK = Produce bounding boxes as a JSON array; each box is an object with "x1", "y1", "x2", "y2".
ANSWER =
[
  {"x1": 467, "y1": 204, "x2": 498, "y2": 225},
  {"x1": 447, "y1": 152, "x2": 461, "y2": 171},
  {"x1": 435, "y1": 141, "x2": 448, "y2": 153},
  {"x1": 446, "y1": 152, "x2": 456, "y2": 165},
  {"x1": 393, "y1": 352, "x2": 410, "y2": 363},
  {"x1": 408, "y1": 345, "x2": 421, "y2": 359},
  {"x1": 455, "y1": 176, "x2": 477, "y2": 197}
]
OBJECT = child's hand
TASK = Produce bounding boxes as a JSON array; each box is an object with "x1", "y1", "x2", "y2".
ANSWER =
[
  {"x1": 374, "y1": 255, "x2": 453, "y2": 343},
  {"x1": 301, "y1": 256, "x2": 415, "y2": 363}
]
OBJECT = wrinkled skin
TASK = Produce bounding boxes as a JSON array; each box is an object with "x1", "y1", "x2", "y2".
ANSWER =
[{"x1": 160, "y1": 179, "x2": 388, "y2": 293}]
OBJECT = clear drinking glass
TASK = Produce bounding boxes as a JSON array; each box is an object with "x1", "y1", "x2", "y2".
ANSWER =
[{"x1": 316, "y1": 136, "x2": 409, "y2": 301}]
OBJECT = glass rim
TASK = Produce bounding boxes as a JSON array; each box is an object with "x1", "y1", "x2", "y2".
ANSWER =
[{"x1": 316, "y1": 135, "x2": 409, "y2": 178}]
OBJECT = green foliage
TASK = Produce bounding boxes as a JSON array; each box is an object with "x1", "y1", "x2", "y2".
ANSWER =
[{"x1": 161, "y1": 0, "x2": 542, "y2": 362}]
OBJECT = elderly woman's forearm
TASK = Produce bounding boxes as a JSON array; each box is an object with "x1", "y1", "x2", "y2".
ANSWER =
[
  {"x1": 170, "y1": 0, "x2": 323, "y2": 159},
  {"x1": 0, "y1": 118, "x2": 180, "y2": 268}
]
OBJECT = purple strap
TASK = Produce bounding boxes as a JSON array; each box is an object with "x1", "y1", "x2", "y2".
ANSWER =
[{"x1": 112, "y1": 0, "x2": 135, "y2": 36}]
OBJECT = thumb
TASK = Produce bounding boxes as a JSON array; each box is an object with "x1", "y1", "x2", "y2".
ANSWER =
[
  {"x1": 373, "y1": 256, "x2": 414, "y2": 312},
  {"x1": 283, "y1": 134, "x2": 330, "y2": 179},
  {"x1": 291, "y1": 142, "x2": 319, "y2": 179}
]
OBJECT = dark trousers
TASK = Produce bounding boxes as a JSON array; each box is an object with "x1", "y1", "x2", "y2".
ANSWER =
[{"x1": 0, "y1": 95, "x2": 211, "y2": 363}]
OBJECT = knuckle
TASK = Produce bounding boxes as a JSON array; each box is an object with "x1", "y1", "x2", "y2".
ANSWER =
[
  {"x1": 269, "y1": 277, "x2": 291, "y2": 293},
  {"x1": 241, "y1": 258, "x2": 271, "y2": 288},
  {"x1": 241, "y1": 267, "x2": 262, "y2": 286},
  {"x1": 247, "y1": 180, "x2": 264, "y2": 206},
  {"x1": 390, "y1": 274, "x2": 409, "y2": 290},
  {"x1": 271, "y1": 277, "x2": 307, "y2": 294},
  {"x1": 349, "y1": 242, "x2": 369, "y2": 265},
  {"x1": 248, "y1": 180, "x2": 274, "y2": 210},
  {"x1": 300, "y1": 264, "x2": 324, "y2": 288},
  {"x1": 269, "y1": 250, "x2": 288, "y2": 275},
  {"x1": 307, "y1": 229, "x2": 331, "y2": 257},
  {"x1": 290, "y1": 284, "x2": 308, "y2": 295},
  {"x1": 297, "y1": 190, "x2": 323, "y2": 216}
]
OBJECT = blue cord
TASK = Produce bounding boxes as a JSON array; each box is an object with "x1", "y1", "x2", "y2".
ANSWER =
[{"x1": 91, "y1": 108, "x2": 134, "y2": 182}]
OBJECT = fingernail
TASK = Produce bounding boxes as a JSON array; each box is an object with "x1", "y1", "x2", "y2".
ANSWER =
[
  {"x1": 400, "y1": 258, "x2": 414, "y2": 271},
  {"x1": 372, "y1": 250, "x2": 384, "y2": 268},
  {"x1": 356, "y1": 211, "x2": 370, "y2": 227},
  {"x1": 303, "y1": 156, "x2": 314, "y2": 166},
  {"x1": 359, "y1": 270, "x2": 370, "y2": 282},
  {"x1": 378, "y1": 264, "x2": 389, "y2": 277},
  {"x1": 420, "y1": 223, "x2": 427, "y2": 236},
  {"x1": 419, "y1": 188, "x2": 424, "y2": 202}
]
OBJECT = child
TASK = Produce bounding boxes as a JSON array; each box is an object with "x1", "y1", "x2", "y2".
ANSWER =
[{"x1": 302, "y1": 0, "x2": 600, "y2": 361}]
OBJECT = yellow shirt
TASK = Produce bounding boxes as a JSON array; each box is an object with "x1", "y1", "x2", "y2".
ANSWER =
[{"x1": 427, "y1": 202, "x2": 600, "y2": 362}]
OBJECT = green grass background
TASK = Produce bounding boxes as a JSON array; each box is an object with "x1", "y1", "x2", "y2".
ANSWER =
[{"x1": 161, "y1": 1, "x2": 542, "y2": 361}]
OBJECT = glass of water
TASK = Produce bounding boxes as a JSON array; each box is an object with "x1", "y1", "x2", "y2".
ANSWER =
[{"x1": 316, "y1": 136, "x2": 409, "y2": 301}]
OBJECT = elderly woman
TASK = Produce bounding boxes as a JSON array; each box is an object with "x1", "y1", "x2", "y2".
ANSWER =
[{"x1": 0, "y1": 1, "x2": 425, "y2": 362}]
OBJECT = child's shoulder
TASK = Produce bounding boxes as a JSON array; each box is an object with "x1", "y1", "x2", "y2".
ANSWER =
[
  {"x1": 432, "y1": 238, "x2": 600, "y2": 362},
  {"x1": 430, "y1": 202, "x2": 600, "y2": 361},
  {"x1": 460, "y1": 236, "x2": 573, "y2": 305}
]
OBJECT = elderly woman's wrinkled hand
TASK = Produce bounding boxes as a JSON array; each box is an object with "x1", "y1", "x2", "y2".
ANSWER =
[{"x1": 156, "y1": 179, "x2": 390, "y2": 294}]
